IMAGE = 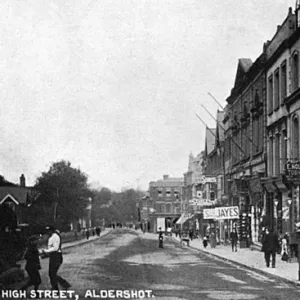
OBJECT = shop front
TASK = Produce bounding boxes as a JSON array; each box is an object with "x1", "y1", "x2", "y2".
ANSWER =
[
  {"x1": 284, "y1": 162, "x2": 300, "y2": 258},
  {"x1": 203, "y1": 206, "x2": 239, "y2": 245}
]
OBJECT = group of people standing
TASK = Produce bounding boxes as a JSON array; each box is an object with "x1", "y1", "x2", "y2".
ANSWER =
[
  {"x1": 22, "y1": 225, "x2": 71, "y2": 294},
  {"x1": 85, "y1": 226, "x2": 101, "y2": 240},
  {"x1": 202, "y1": 229, "x2": 238, "y2": 251}
]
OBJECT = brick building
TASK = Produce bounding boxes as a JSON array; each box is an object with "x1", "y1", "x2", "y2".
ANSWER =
[{"x1": 148, "y1": 175, "x2": 184, "y2": 232}]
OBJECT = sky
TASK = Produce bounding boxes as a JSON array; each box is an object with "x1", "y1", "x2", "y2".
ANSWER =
[{"x1": 0, "y1": 0, "x2": 296, "y2": 191}]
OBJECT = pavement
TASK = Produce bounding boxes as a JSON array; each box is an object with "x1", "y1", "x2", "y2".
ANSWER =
[
  {"x1": 59, "y1": 228, "x2": 112, "y2": 250},
  {"x1": 169, "y1": 234, "x2": 300, "y2": 286}
]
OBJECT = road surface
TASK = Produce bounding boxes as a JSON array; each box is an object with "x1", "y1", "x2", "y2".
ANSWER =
[{"x1": 31, "y1": 229, "x2": 300, "y2": 300}]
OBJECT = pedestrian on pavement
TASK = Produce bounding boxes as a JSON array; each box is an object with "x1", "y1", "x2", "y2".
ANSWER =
[
  {"x1": 281, "y1": 234, "x2": 289, "y2": 262},
  {"x1": 203, "y1": 235, "x2": 208, "y2": 248},
  {"x1": 158, "y1": 227, "x2": 164, "y2": 248},
  {"x1": 230, "y1": 229, "x2": 238, "y2": 252},
  {"x1": 41, "y1": 225, "x2": 71, "y2": 291},
  {"x1": 85, "y1": 228, "x2": 89, "y2": 240},
  {"x1": 262, "y1": 228, "x2": 279, "y2": 268},
  {"x1": 96, "y1": 226, "x2": 100, "y2": 236},
  {"x1": 210, "y1": 232, "x2": 216, "y2": 249},
  {"x1": 22, "y1": 235, "x2": 42, "y2": 293}
]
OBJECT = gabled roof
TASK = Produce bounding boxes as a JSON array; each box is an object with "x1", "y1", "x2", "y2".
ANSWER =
[
  {"x1": 233, "y1": 58, "x2": 252, "y2": 90},
  {"x1": 0, "y1": 186, "x2": 40, "y2": 205},
  {"x1": 205, "y1": 127, "x2": 216, "y2": 155},
  {"x1": 240, "y1": 58, "x2": 252, "y2": 72}
]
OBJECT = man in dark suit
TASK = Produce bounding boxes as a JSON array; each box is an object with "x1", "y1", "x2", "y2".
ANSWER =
[
  {"x1": 230, "y1": 229, "x2": 238, "y2": 252},
  {"x1": 262, "y1": 228, "x2": 279, "y2": 268}
]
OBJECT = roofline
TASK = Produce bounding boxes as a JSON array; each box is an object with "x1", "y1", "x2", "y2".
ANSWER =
[{"x1": 0, "y1": 194, "x2": 20, "y2": 205}]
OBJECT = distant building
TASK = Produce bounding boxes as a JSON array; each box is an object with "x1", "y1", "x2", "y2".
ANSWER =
[
  {"x1": 182, "y1": 152, "x2": 204, "y2": 213},
  {"x1": 0, "y1": 174, "x2": 40, "y2": 230},
  {"x1": 148, "y1": 175, "x2": 184, "y2": 232}
]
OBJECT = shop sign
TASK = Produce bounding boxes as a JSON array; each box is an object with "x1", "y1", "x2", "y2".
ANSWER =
[
  {"x1": 215, "y1": 206, "x2": 239, "y2": 219},
  {"x1": 203, "y1": 208, "x2": 216, "y2": 219},
  {"x1": 285, "y1": 161, "x2": 300, "y2": 177},
  {"x1": 203, "y1": 206, "x2": 239, "y2": 220},
  {"x1": 201, "y1": 176, "x2": 217, "y2": 184}
]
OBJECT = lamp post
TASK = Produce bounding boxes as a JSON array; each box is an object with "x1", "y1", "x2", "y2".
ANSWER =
[
  {"x1": 288, "y1": 198, "x2": 292, "y2": 233},
  {"x1": 274, "y1": 199, "x2": 278, "y2": 232}
]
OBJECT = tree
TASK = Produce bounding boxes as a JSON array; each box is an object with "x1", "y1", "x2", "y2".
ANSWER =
[
  {"x1": 90, "y1": 187, "x2": 145, "y2": 226},
  {"x1": 34, "y1": 160, "x2": 91, "y2": 230},
  {"x1": 91, "y1": 187, "x2": 112, "y2": 226}
]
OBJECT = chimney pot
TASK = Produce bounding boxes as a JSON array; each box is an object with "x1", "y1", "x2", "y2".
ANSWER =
[{"x1": 20, "y1": 174, "x2": 26, "y2": 187}]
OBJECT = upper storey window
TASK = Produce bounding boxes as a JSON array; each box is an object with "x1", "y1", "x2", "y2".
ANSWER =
[
  {"x1": 292, "y1": 51, "x2": 299, "y2": 92},
  {"x1": 274, "y1": 69, "x2": 280, "y2": 110},
  {"x1": 292, "y1": 116, "x2": 300, "y2": 161},
  {"x1": 268, "y1": 75, "x2": 273, "y2": 114},
  {"x1": 280, "y1": 61, "x2": 287, "y2": 103}
]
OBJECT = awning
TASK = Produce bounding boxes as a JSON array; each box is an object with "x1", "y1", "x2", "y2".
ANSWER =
[{"x1": 176, "y1": 213, "x2": 194, "y2": 225}]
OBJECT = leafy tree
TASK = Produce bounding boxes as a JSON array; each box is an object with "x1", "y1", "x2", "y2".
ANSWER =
[
  {"x1": 91, "y1": 187, "x2": 145, "y2": 226},
  {"x1": 33, "y1": 160, "x2": 91, "y2": 230},
  {"x1": 91, "y1": 187, "x2": 112, "y2": 226}
]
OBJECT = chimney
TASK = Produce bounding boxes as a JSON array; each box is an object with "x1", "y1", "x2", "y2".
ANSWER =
[
  {"x1": 20, "y1": 174, "x2": 26, "y2": 187},
  {"x1": 277, "y1": 25, "x2": 281, "y2": 32},
  {"x1": 163, "y1": 175, "x2": 169, "y2": 180}
]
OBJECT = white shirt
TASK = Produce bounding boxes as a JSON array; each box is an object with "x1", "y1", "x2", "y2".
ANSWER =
[{"x1": 44, "y1": 232, "x2": 61, "y2": 254}]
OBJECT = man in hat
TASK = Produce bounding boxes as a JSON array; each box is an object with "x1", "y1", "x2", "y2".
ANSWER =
[
  {"x1": 262, "y1": 227, "x2": 279, "y2": 268},
  {"x1": 41, "y1": 225, "x2": 71, "y2": 290}
]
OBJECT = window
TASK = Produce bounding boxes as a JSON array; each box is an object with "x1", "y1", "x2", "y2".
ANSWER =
[
  {"x1": 274, "y1": 70, "x2": 279, "y2": 109},
  {"x1": 281, "y1": 61, "x2": 287, "y2": 103},
  {"x1": 274, "y1": 133, "x2": 280, "y2": 175},
  {"x1": 157, "y1": 189, "x2": 162, "y2": 197},
  {"x1": 258, "y1": 113, "x2": 263, "y2": 152},
  {"x1": 166, "y1": 204, "x2": 171, "y2": 213},
  {"x1": 281, "y1": 130, "x2": 287, "y2": 173},
  {"x1": 269, "y1": 136, "x2": 274, "y2": 175},
  {"x1": 166, "y1": 189, "x2": 171, "y2": 197},
  {"x1": 210, "y1": 191, "x2": 215, "y2": 201},
  {"x1": 268, "y1": 75, "x2": 273, "y2": 113},
  {"x1": 292, "y1": 52, "x2": 299, "y2": 92},
  {"x1": 293, "y1": 117, "x2": 299, "y2": 161},
  {"x1": 184, "y1": 203, "x2": 188, "y2": 212},
  {"x1": 156, "y1": 204, "x2": 162, "y2": 213}
]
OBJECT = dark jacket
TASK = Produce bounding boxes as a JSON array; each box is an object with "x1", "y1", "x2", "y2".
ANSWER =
[
  {"x1": 25, "y1": 243, "x2": 41, "y2": 270},
  {"x1": 230, "y1": 231, "x2": 238, "y2": 241},
  {"x1": 262, "y1": 232, "x2": 279, "y2": 252}
]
